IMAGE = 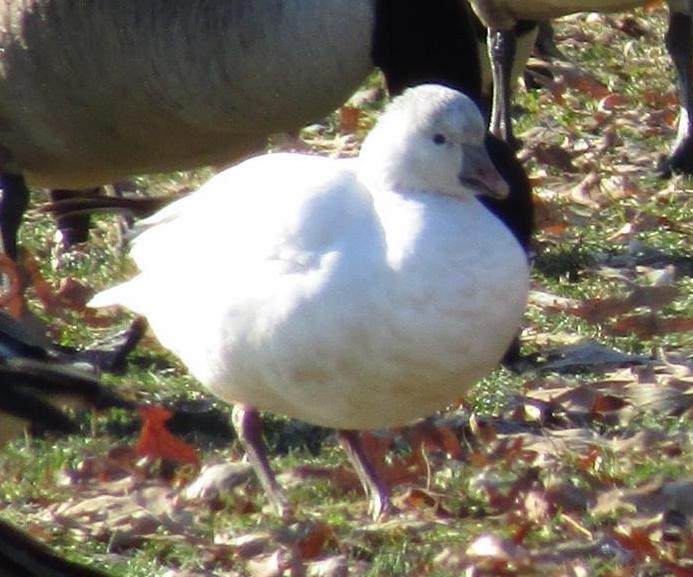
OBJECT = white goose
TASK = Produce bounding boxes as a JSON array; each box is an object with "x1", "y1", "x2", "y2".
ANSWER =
[{"x1": 90, "y1": 84, "x2": 530, "y2": 518}]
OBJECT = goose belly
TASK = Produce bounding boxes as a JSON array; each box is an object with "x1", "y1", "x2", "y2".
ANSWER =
[{"x1": 176, "y1": 205, "x2": 529, "y2": 431}]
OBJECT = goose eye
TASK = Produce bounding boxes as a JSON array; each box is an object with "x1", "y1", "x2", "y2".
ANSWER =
[{"x1": 432, "y1": 133, "x2": 446, "y2": 145}]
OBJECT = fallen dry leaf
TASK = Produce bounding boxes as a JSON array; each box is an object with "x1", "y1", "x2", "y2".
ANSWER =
[
  {"x1": 549, "y1": 60, "x2": 611, "y2": 100},
  {"x1": 338, "y1": 105, "x2": 360, "y2": 134},
  {"x1": 531, "y1": 142, "x2": 579, "y2": 172},
  {"x1": 290, "y1": 521, "x2": 334, "y2": 561},
  {"x1": 0, "y1": 252, "x2": 24, "y2": 317},
  {"x1": 569, "y1": 172, "x2": 603, "y2": 207},
  {"x1": 246, "y1": 548, "x2": 302, "y2": 577},
  {"x1": 569, "y1": 285, "x2": 679, "y2": 323},
  {"x1": 183, "y1": 462, "x2": 255, "y2": 502},
  {"x1": 595, "y1": 479, "x2": 693, "y2": 518},
  {"x1": 607, "y1": 315, "x2": 693, "y2": 338},
  {"x1": 45, "y1": 484, "x2": 196, "y2": 549},
  {"x1": 136, "y1": 405, "x2": 201, "y2": 469},
  {"x1": 306, "y1": 555, "x2": 348, "y2": 577}
]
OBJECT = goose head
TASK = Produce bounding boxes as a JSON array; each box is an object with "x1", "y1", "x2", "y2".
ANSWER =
[{"x1": 359, "y1": 84, "x2": 509, "y2": 200}]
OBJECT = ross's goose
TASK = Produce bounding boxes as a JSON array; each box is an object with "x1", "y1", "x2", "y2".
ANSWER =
[{"x1": 90, "y1": 84, "x2": 530, "y2": 518}]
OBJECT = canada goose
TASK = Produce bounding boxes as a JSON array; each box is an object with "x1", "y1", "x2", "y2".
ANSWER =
[
  {"x1": 0, "y1": 518, "x2": 112, "y2": 577},
  {"x1": 467, "y1": 0, "x2": 693, "y2": 175},
  {"x1": 0, "y1": 311, "x2": 134, "y2": 446}
]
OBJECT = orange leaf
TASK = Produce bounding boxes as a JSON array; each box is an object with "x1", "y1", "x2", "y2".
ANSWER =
[
  {"x1": 135, "y1": 405, "x2": 200, "y2": 468},
  {"x1": 406, "y1": 422, "x2": 463, "y2": 460},
  {"x1": 644, "y1": 0, "x2": 664, "y2": 11},
  {"x1": 20, "y1": 249, "x2": 59, "y2": 314},
  {"x1": 54, "y1": 278, "x2": 93, "y2": 311},
  {"x1": 613, "y1": 527, "x2": 659, "y2": 560},
  {"x1": 294, "y1": 522, "x2": 333, "y2": 560},
  {"x1": 607, "y1": 315, "x2": 693, "y2": 338},
  {"x1": 339, "y1": 105, "x2": 360, "y2": 134},
  {"x1": 599, "y1": 93, "x2": 627, "y2": 111},
  {"x1": 591, "y1": 394, "x2": 628, "y2": 414},
  {"x1": 0, "y1": 253, "x2": 23, "y2": 318},
  {"x1": 577, "y1": 447, "x2": 601, "y2": 471}
]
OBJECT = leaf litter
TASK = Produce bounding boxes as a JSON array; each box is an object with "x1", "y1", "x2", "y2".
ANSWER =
[{"x1": 1, "y1": 6, "x2": 692, "y2": 577}]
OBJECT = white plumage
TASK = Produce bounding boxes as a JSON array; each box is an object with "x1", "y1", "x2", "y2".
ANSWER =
[{"x1": 90, "y1": 84, "x2": 529, "y2": 516}]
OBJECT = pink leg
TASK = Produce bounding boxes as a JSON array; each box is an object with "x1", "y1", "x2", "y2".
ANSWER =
[
  {"x1": 231, "y1": 405, "x2": 292, "y2": 517},
  {"x1": 337, "y1": 430, "x2": 392, "y2": 520}
]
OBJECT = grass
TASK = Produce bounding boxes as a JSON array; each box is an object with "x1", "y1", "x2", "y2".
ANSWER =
[{"x1": 1, "y1": 7, "x2": 691, "y2": 577}]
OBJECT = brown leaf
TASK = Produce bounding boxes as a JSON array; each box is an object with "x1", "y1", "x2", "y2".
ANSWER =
[
  {"x1": 522, "y1": 489, "x2": 554, "y2": 523},
  {"x1": 600, "y1": 175, "x2": 642, "y2": 200},
  {"x1": 21, "y1": 249, "x2": 58, "y2": 313},
  {"x1": 434, "y1": 544, "x2": 524, "y2": 575},
  {"x1": 183, "y1": 462, "x2": 255, "y2": 501},
  {"x1": 293, "y1": 522, "x2": 333, "y2": 561},
  {"x1": 222, "y1": 532, "x2": 272, "y2": 559},
  {"x1": 613, "y1": 527, "x2": 659, "y2": 560},
  {"x1": 598, "y1": 93, "x2": 628, "y2": 111},
  {"x1": 338, "y1": 105, "x2": 360, "y2": 134},
  {"x1": 591, "y1": 394, "x2": 628, "y2": 414},
  {"x1": 0, "y1": 253, "x2": 23, "y2": 317},
  {"x1": 531, "y1": 143, "x2": 578, "y2": 172},
  {"x1": 306, "y1": 556, "x2": 348, "y2": 577},
  {"x1": 47, "y1": 485, "x2": 194, "y2": 549},
  {"x1": 405, "y1": 421, "x2": 463, "y2": 460},
  {"x1": 458, "y1": 533, "x2": 532, "y2": 573},
  {"x1": 359, "y1": 431, "x2": 393, "y2": 475},
  {"x1": 533, "y1": 197, "x2": 569, "y2": 235},
  {"x1": 468, "y1": 414, "x2": 498, "y2": 443},
  {"x1": 550, "y1": 61, "x2": 610, "y2": 99},
  {"x1": 61, "y1": 450, "x2": 136, "y2": 485},
  {"x1": 402, "y1": 487, "x2": 438, "y2": 510},
  {"x1": 281, "y1": 463, "x2": 362, "y2": 495},
  {"x1": 569, "y1": 171, "x2": 603, "y2": 207},
  {"x1": 615, "y1": 16, "x2": 650, "y2": 38},
  {"x1": 54, "y1": 278, "x2": 94, "y2": 310},
  {"x1": 594, "y1": 479, "x2": 693, "y2": 520},
  {"x1": 607, "y1": 315, "x2": 693, "y2": 338},
  {"x1": 135, "y1": 405, "x2": 200, "y2": 469},
  {"x1": 642, "y1": 89, "x2": 678, "y2": 108},
  {"x1": 400, "y1": 487, "x2": 454, "y2": 518},
  {"x1": 528, "y1": 289, "x2": 581, "y2": 312},
  {"x1": 246, "y1": 548, "x2": 300, "y2": 577},
  {"x1": 570, "y1": 285, "x2": 679, "y2": 323}
]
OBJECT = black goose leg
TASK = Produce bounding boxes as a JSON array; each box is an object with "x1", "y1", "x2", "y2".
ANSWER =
[
  {"x1": 0, "y1": 173, "x2": 30, "y2": 260},
  {"x1": 488, "y1": 27, "x2": 520, "y2": 149},
  {"x1": 231, "y1": 404, "x2": 292, "y2": 517},
  {"x1": 535, "y1": 20, "x2": 565, "y2": 60},
  {"x1": 49, "y1": 188, "x2": 101, "y2": 247},
  {"x1": 663, "y1": 8, "x2": 693, "y2": 176}
]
